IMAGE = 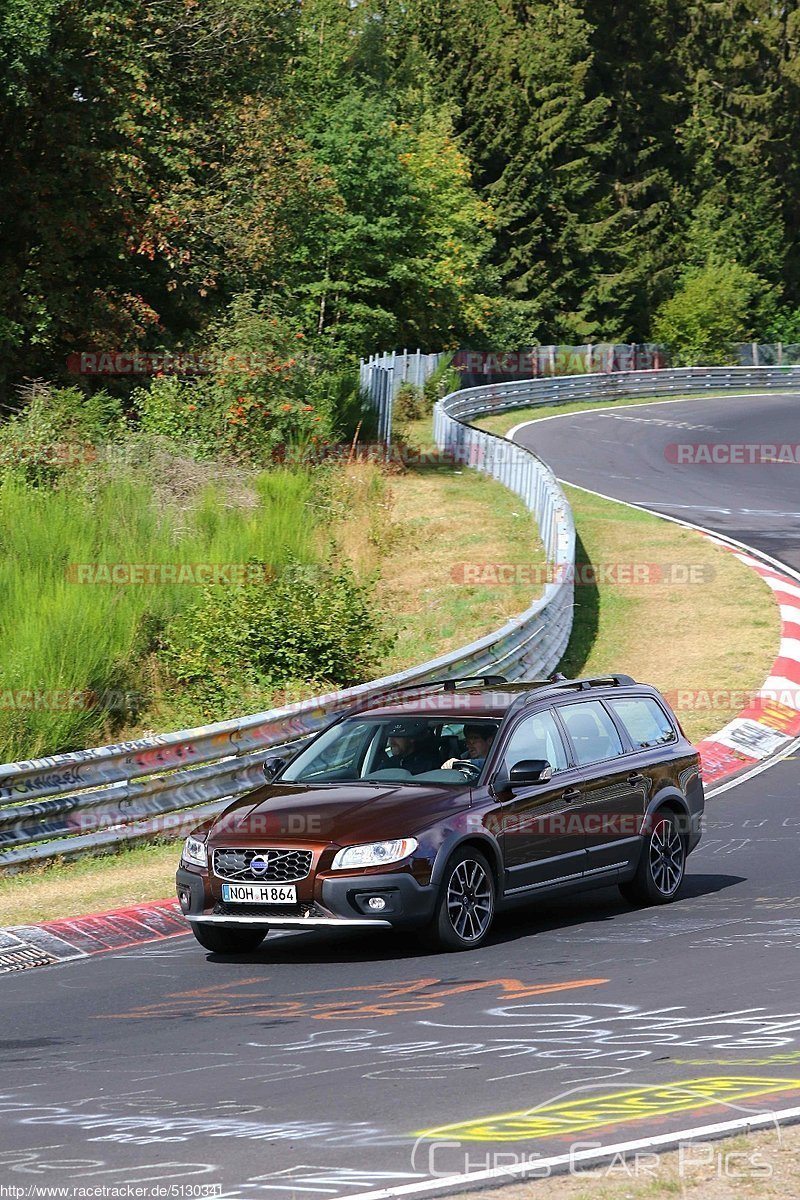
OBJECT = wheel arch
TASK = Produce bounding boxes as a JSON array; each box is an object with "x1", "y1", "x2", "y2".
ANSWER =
[
  {"x1": 430, "y1": 832, "x2": 503, "y2": 894},
  {"x1": 645, "y1": 789, "x2": 692, "y2": 841}
]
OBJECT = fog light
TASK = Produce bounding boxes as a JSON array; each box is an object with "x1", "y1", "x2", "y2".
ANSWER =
[
  {"x1": 366, "y1": 896, "x2": 387, "y2": 911},
  {"x1": 177, "y1": 887, "x2": 191, "y2": 913}
]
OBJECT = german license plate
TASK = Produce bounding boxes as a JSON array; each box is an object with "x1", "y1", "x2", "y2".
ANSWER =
[{"x1": 221, "y1": 883, "x2": 297, "y2": 904}]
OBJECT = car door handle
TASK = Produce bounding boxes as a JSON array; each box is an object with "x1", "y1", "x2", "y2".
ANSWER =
[
  {"x1": 628, "y1": 773, "x2": 645, "y2": 786},
  {"x1": 561, "y1": 787, "x2": 581, "y2": 803}
]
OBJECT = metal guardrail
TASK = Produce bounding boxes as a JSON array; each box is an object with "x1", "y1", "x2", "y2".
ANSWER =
[{"x1": 4, "y1": 362, "x2": 796, "y2": 870}]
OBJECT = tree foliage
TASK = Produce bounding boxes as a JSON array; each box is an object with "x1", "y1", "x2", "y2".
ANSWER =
[{"x1": 2, "y1": 0, "x2": 800, "y2": 396}]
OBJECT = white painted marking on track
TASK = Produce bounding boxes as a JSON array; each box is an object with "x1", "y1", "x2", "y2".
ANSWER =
[
  {"x1": 503, "y1": 390, "x2": 786, "y2": 443},
  {"x1": 343, "y1": 1107, "x2": 800, "y2": 1200}
]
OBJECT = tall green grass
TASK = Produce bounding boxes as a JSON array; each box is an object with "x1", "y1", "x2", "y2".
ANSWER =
[{"x1": 0, "y1": 469, "x2": 315, "y2": 761}]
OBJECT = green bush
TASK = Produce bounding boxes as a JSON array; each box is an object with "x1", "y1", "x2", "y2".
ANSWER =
[
  {"x1": 159, "y1": 557, "x2": 394, "y2": 708},
  {"x1": 652, "y1": 260, "x2": 776, "y2": 366},
  {"x1": 309, "y1": 366, "x2": 379, "y2": 445},
  {"x1": 764, "y1": 307, "x2": 800, "y2": 344},
  {"x1": 393, "y1": 382, "x2": 425, "y2": 422},
  {"x1": 134, "y1": 295, "x2": 334, "y2": 464},
  {"x1": 0, "y1": 381, "x2": 125, "y2": 485},
  {"x1": 422, "y1": 352, "x2": 459, "y2": 409}
]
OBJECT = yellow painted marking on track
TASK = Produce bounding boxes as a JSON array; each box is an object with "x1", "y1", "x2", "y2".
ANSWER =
[{"x1": 414, "y1": 1077, "x2": 800, "y2": 1143}]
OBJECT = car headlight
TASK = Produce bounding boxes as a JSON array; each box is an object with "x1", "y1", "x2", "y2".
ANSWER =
[
  {"x1": 182, "y1": 834, "x2": 208, "y2": 869},
  {"x1": 331, "y1": 838, "x2": 417, "y2": 871}
]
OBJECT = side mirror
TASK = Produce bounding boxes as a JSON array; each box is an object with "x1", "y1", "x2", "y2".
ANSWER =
[
  {"x1": 263, "y1": 757, "x2": 287, "y2": 781},
  {"x1": 508, "y1": 759, "x2": 552, "y2": 787}
]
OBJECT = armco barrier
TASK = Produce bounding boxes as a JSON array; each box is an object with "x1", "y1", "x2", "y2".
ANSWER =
[{"x1": 3, "y1": 362, "x2": 797, "y2": 870}]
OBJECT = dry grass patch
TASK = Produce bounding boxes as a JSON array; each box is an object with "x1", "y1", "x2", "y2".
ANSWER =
[
  {"x1": 376, "y1": 463, "x2": 545, "y2": 674},
  {"x1": 0, "y1": 842, "x2": 178, "y2": 926},
  {"x1": 562, "y1": 485, "x2": 779, "y2": 743}
]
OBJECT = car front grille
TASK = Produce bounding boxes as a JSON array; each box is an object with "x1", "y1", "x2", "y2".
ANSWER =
[{"x1": 212, "y1": 847, "x2": 313, "y2": 883}]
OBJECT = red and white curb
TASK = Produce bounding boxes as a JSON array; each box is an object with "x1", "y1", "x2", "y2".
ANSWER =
[
  {"x1": 0, "y1": 898, "x2": 184, "y2": 973},
  {"x1": 693, "y1": 538, "x2": 800, "y2": 785}
]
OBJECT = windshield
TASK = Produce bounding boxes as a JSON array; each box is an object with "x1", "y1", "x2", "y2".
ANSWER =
[{"x1": 280, "y1": 715, "x2": 502, "y2": 785}]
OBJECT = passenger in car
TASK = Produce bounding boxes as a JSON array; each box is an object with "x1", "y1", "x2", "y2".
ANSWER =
[{"x1": 442, "y1": 722, "x2": 497, "y2": 770}]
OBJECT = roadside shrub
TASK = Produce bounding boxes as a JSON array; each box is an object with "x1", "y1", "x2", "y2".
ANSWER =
[
  {"x1": 134, "y1": 295, "x2": 334, "y2": 464},
  {"x1": 307, "y1": 366, "x2": 379, "y2": 446},
  {"x1": 652, "y1": 260, "x2": 776, "y2": 366},
  {"x1": 765, "y1": 306, "x2": 800, "y2": 344},
  {"x1": 0, "y1": 380, "x2": 125, "y2": 485},
  {"x1": 393, "y1": 382, "x2": 425, "y2": 422},
  {"x1": 159, "y1": 557, "x2": 394, "y2": 708},
  {"x1": 422, "y1": 352, "x2": 458, "y2": 409}
]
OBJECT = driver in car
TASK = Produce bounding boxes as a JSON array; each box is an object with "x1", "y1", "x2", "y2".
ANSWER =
[
  {"x1": 376, "y1": 721, "x2": 440, "y2": 775},
  {"x1": 442, "y1": 722, "x2": 496, "y2": 771}
]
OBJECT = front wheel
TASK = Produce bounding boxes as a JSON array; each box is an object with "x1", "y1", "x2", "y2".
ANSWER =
[
  {"x1": 620, "y1": 812, "x2": 686, "y2": 906},
  {"x1": 422, "y1": 847, "x2": 496, "y2": 951},
  {"x1": 191, "y1": 923, "x2": 267, "y2": 954}
]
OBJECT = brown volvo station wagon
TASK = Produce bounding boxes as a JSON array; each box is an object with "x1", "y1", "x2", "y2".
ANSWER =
[{"x1": 176, "y1": 673, "x2": 704, "y2": 954}]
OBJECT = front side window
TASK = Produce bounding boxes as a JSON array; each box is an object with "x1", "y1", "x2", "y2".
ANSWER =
[
  {"x1": 280, "y1": 716, "x2": 501, "y2": 784},
  {"x1": 608, "y1": 696, "x2": 676, "y2": 749},
  {"x1": 502, "y1": 709, "x2": 569, "y2": 774},
  {"x1": 558, "y1": 700, "x2": 625, "y2": 766}
]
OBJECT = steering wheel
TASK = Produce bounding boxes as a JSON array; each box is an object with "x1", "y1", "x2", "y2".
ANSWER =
[{"x1": 449, "y1": 758, "x2": 481, "y2": 780}]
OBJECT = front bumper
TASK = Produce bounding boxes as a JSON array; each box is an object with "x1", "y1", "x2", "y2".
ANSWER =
[
  {"x1": 176, "y1": 865, "x2": 437, "y2": 931},
  {"x1": 184, "y1": 912, "x2": 392, "y2": 929}
]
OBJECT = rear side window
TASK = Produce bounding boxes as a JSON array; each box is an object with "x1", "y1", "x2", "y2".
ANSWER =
[
  {"x1": 608, "y1": 696, "x2": 676, "y2": 749},
  {"x1": 558, "y1": 700, "x2": 625, "y2": 766}
]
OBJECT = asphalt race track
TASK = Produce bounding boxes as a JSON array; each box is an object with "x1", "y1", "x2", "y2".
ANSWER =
[
  {"x1": 513, "y1": 391, "x2": 800, "y2": 569},
  {"x1": 3, "y1": 391, "x2": 800, "y2": 1198}
]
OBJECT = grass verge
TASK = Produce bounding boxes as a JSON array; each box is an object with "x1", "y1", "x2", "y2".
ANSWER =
[
  {"x1": 0, "y1": 842, "x2": 179, "y2": 925},
  {"x1": 377, "y1": 460, "x2": 542, "y2": 674},
  {"x1": 561, "y1": 483, "x2": 779, "y2": 744}
]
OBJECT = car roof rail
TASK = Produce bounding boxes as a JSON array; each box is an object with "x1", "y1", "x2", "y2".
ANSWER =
[
  {"x1": 441, "y1": 674, "x2": 509, "y2": 690},
  {"x1": 536, "y1": 672, "x2": 637, "y2": 696}
]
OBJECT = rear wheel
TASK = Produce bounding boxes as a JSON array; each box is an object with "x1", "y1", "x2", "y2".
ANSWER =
[
  {"x1": 422, "y1": 847, "x2": 496, "y2": 951},
  {"x1": 620, "y1": 811, "x2": 686, "y2": 906},
  {"x1": 192, "y1": 923, "x2": 267, "y2": 954}
]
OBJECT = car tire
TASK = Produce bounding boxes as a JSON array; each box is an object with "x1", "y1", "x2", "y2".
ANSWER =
[
  {"x1": 421, "y1": 847, "x2": 496, "y2": 951},
  {"x1": 191, "y1": 923, "x2": 267, "y2": 954},
  {"x1": 619, "y1": 811, "x2": 686, "y2": 906}
]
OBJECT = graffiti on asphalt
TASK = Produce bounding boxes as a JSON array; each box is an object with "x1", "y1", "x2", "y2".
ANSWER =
[
  {"x1": 414, "y1": 1076, "x2": 800, "y2": 1142},
  {"x1": 421, "y1": 1001, "x2": 800, "y2": 1051},
  {"x1": 0, "y1": 1096, "x2": 400, "y2": 1149},
  {"x1": 100, "y1": 976, "x2": 609, "y2": 1022}
]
